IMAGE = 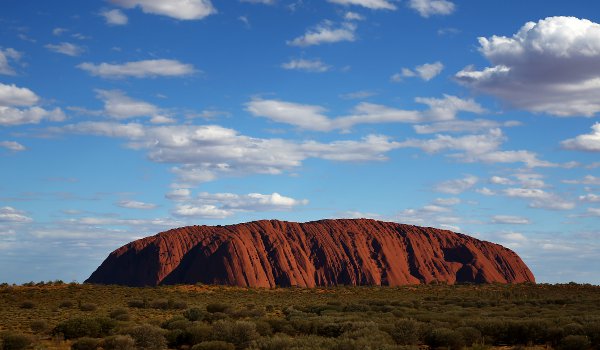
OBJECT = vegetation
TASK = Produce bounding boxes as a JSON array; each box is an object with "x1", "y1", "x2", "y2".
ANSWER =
[{"x1": 0, "y1": 282, "x2": 598, "y2": 349}]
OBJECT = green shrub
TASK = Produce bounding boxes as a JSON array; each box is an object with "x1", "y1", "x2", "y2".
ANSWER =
[
  {"x1": 191, "y1": 341, "x2": 235, "y2": 350},
  {"x1": 53, "y1": 317, "x2": 116, "y2": 339},
  {"x1": 558, "y1": 335, "x2": 591, "y2": 350},
  {"x1": 455, "y1": 326, "x2": 481, "y2": 346},
  {"x1": 80, "y1": 303, "x2": 97, "y2": 312},
  {"x1": 424, "y1": 328, "x2": 464, "y2": 350},
  {"x1": 101, "y1": 335, "x2": 136, "y2": 350},
  {"x1": 19, "y1": 301, "x2": 34, "y2": 309},
  {"x1": 211, "y1": 320, "x2": 258, "y2": 349},
  {"x1": 127, "y1": 300, "x2": 145, "y2": 308},
  {"x1": 125, "y1": 324, "x2": 166, "y2": 350},
  {"x1": 109, "y1": 308, "x2": 129, "y2": 320},
  {"x1": 30, "y1": 319, "x2": 49, "y2": 334},
  {"x1": 207, "y1": 303, "x2": 230, "y2": 314},
  {"x1": 71, "y1": 337, "x2": 99, "y2": 350},
  {"x1": 0, "y1": 332, "x2": 32, "y2": 350},
  {"x1": 389, "y1": 319, "x2": 420, "y2": 345},
  {"x1": 184, "y1": 324, "x2": 213, "y2": 345},
  {"x1": 161, "y1": 317, "x2": 191, "y2": 331},
  {"x1": 59, "y1": 300, "x2": 74, "y2": 308},
  {"x1": 184, "y1": 308, "x2": 206, "y2": 322}
]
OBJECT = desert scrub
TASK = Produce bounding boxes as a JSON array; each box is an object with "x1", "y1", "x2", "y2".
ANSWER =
[
  {"x1": 211, "y1": 320, "x2": 258, "y2": 349},
  {"x1": 19, "y1": 301, "x2": 34, "y2": 309},
  {"x1": 0, "y1": 332, "x2": 32, "y2": 350},
  {"x1": 29, "y1": 319, "x2": 49, "y2": 334},
  {"x1": 101, "y1": 335, "x2": 136, "y2": 350},
  {"x1": 191, "y1": 341, "x2": 235, "y2": 350},
  {"x1": 71, "y1": 337, "x2": 100, "y2": 350},
  {"x1": 109, "y1": 308, "x2": 130, "y2": 321},
  {"x1": 79, "y1": 303, "x2": 97, "y2": 312},
  {"x1": 53, "y1": 317, "x2": 116, "y2": 339},
  {"x1": 124, "y1": 324, "x2": 167, "y2": 350}
]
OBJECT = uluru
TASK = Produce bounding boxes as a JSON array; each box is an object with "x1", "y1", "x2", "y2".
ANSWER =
[{"x1": 86, "y1": 219, "x2": 535, "y2": 287}]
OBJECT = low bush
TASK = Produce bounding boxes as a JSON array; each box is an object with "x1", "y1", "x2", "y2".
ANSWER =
[
  {"x1": 558, "y1": 335, "x2": 591, "y2": 350},
  {"x1": 101, "y1": 335, "x2": 136, "y2": 350},
  {"x1": 191, "y1": 341, "x2": 235, "y2": 350},
  {"x1": 71, "y1": 337, "x2": 100, "y2": 350},
  {"x1": 53, "y1": 317, "x2": 116, "y2": 339},
  {"x1": 184, "y1": 308, "x2": 207, "y2": 322},
  {"x1": 0, "y1": 332, "x2": 32, "y2": 350},
  {"x1": 109, "y1": 308, "x2": 130, "y2": 321},
  {"x1": 80, "y1": 303, "x2": 97, "y2": 312},
  {"x1": 124, "y1": 324, "x2": 166, "y2": 350},
  {"x1": 59, "y1": 300, "x2": 74, "y2": 308},
  {"x1": 30, "y1": 319, "x2": 49, "y2": 334},
  {"x1": 211, "y1": 320, "x2": 258, "y2": 349},
  {"x1": 207, "y1": 303, "x2": 231, "y2": 314},
  {"x1": 424, "y1": 328, "x2": 464, "y2": 350},
  {"x1": 19, "y1": 301, "x2": 34, "y2": 309},
  {"x1": 389, "y1": 319, "x2": 420, "y2": 345}
]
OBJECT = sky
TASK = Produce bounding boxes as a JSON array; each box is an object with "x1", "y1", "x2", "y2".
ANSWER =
[{"x1": 0, "y1": 0, "x2": 599, "y2": 285}]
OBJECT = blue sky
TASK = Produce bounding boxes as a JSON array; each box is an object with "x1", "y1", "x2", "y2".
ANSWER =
[{"x1": 1, "y1": 0, "x2": 599, "y2": 284}]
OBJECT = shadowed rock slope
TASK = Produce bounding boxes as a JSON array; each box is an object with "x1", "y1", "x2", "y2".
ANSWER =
[{"x1": 86, "y1": 219, "x2": 535, "y2": 287}]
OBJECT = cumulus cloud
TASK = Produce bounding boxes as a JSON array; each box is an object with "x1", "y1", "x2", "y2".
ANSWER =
[
  {"x1": 396, "y1": 202, "x2": 462, "y2": 231},
  {"x1": 398, "y1": 128, "x2": 559, "y2": 168},
  {"x1": 0, "y1": 141, "x2": 26, "y2": 151},
  {"x1": 563, "y1": 175, "x2": 600, "y2": 185},
  {"x1": 0, "y1": 83, "x2": 66, "y2": 126},
  {"x1": 392, "y1": 61, "x2": 444, "y2": 82},
  {"x1": 328, "y1": 0, "x2": 396, "y2": 10},
  {"x1": 579, "y1": 193, "x2": 600, "y2": 203},
  {"x1": 246, "y1": 94, "x2": 484, "y2": 132},
  {"x1": 0, "y1": 207, "x2": 32, "y2": 223},
  {"x1": 45, "y1": 42, "x2": 84, "y2": 56},
  {"x1": 414, "y1": 119, "x2": 520, "y2": 134},
  {"x1": 288, "y1": 21, "x2": 356, "y2": 47},
  {"x1": 112, "y1": 0, "x2": 216, "y2": 20},
  {"x1": 89, "y1": 90, "x2": 173, "y2": 123},
  {"x1": 59, "y1": 122, "x2": 402, "y2": 186},
  {"x1": 0, "y1": 48, "x2": 22, "y2": 75},
  {"x1": 281, "y1": 59, "x2": 330, "y2": 72},
  {"x1": 408, "y1": 0, "x2": 455, "y2": 17},
  {"x1": 165, "y1": 188, "x2": 191, "y2": 201},
  {"x1": 344, "y1": 12, "x2": 365, "y2": 21},
  {"x1": 491, "y1": 215, "x2": 531, "y2": 225},
  {"x1": 456, "y1": 16, "x2": 600, "y2": 117},
  {"x1": 117, "y1": 200, "x2": 157, "y2": 209},
  {"x1": 434, "y1": 175, "x2": 478, "y2": 194},
  {"x1": 562, "y1": 123, "x2": 600, "y2": 152},
  {"x1": 503, "y1": 188, "x2": 575, "y2": 210},
  {"x1": 77, "y1": 59, "x2": 197, "y2": 78},
  {"x1": 101, "y1": 9, "x2": 128, "y2": 25},
  {"x1": 173, "y1": 191, "x2": 308, "y2": 218}
]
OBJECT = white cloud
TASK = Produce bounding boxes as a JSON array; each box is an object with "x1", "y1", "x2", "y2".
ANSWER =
[
  {"x1": 579, "y1": 193, "x2": 600, "y2": 202},
  {"x1": 414, "y1": 119, "x2": 520, "y2": 134},
  {"x1": 476, "y1": 187, "x2": 495, "y2": 196},
  {"x1": 0, "y1": 48, "x2": 21, "y2": 75},
  {"x1": 281, "y1": 59, "x2": 330, "y2": 72},
  {"x1": 165, "y1": 188, "x2": 191, "y2": 201},
  {"x1": 77, "y1": 59, "x2": 197, "y2": 78},
  {"x1": 562, "y1": 123, "x2": 600, "y2": 152},
  {"x1": 408, "y1": 0, "x2": 455, "y2": 17},
  {"x1": 45, "y1": 42, "x2": 84, "y2": 56},
  {"x1": 433, "y1": 197, "x2": 460, "y2": 206},
  {"x1": 396, "y1": 203, "x2": 462, "y2": 230},
  {"x1": 435, "y1": 175, "x2": 478, "y2": 194},
  {"x1": 52, "y1": 28, "x2": 68, "y2": 36},
  {"x1": 0, "y1": 141, "x2": 26, "y2": 151},
  {"x1": 173, "y1": 204, "x2": 233, "y2": 219},
  {"x1": 60, "y1": 122, "x2": 402, "y2": 186},
  {"x1": 0, "y1": 207, "x2": 32, "y2": 223},
  {"x1": 0, "y1": 83, "x2": 66, "y2": 126},
  {"x1": 492, "y1": 215, "x2": 531, "y2": 225},
  {"x1": 94, "y1": 90, "x2": 172, "y2": 123},
  {"x1": 503, "y1": 188, "x2": 575, "y2": 210},
  {"x1": 0, "y1": 83, "x2": 39, "y2": 106},
  {"x1": 344, "y1": 12, "x2": 364, "y2": 21},
  {"x1": 563, "y1": 175, "x2": 600, "y2": 185},
  {"x1": 117, "y1": 200, "x2": 157, "y2": 210},
  {"x1": 456, "y1": 17, "x2": 600, "y2": 117},
  {"x1": 246, "y1": 94, "x2": 484, "y2": 132},
  {"x1": 490, "y1": 176, "x2": 512, "y2": 185},
  {"x1": 240, "y1": 0, "x2": 275, "y2": 4},
  {"x1": 586, "y1": 207, "x2": 600, "y2": 216},
  {"x1": 288, "y1": 21, "x2": 356, "y2": 47},
  {"x1": 393, "y1": 61, "x2": 444, "y2": 82},
  {"x1": 101, "y1": 9, "x2": 128, "y2": 25},
  {"x1": 328, "y1": 0, "x2": 396, "y2": 10},
  {"x1": 112, "y1": 0, "x2": 216, "y2": 20}
]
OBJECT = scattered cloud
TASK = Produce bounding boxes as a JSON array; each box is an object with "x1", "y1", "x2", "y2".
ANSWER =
[
  {"x1": 434, "y1": 175, "x2": 478, "y2": 194},
  {"x1": 77, "y1": 59, "x2": 197, "y2": 79},
  {"x1": 0, "y1": 83, "x2": 66, "y2": 126},
  {"x1": 240, "y1": 0, "x2": 275, "y2": 4},
  {"x1": 563, "y1": 175, "x2": 600, "y2": 185},
  {"x1": 413, "y1": 119, "x2": 520, "y2": 134},
  {"x1": 392, "y1": 61, "x2": 444, "y2": 82},
  {"x1": 288, "y1": 21, "x2": 356, "y2": 47},
  {"x1": 246, "y1": 94, "x2": 484, "y2": 132},
  {"x1": 165, "y1": 188, "x2": 191, "y2": 201},
  {"x1": 173, "y1": 191, "x2": 308, "y2": 218},
  {"x1": 503, "y1": 188, "x2": 575, "y2": 210},
  {"x1": 408, "y1": 0, "x2": 455, "y2": 17},
  {"x1": 101, "y1": 9, "x2": 129, "y2": 25},
  {"x1": 344, "y1": 12, "x2": 365, "y2": 21},
  {"x1": 0, "y1": 207, "x2": 32, "y2": 223},
  {"x1": 456, "y1": 16, "x2": 600, "y2": 117},
  {"x1": 562, "y1": 123, "x2": 600, "y2": 152},
  {"x1": 92, "y1": 89, "x2": 173, "y2": 123},
  {"x1": 112, "y1": 0, "x2": 216, "y2": 20},
  {"x1": 579, "y1": 193, "x2": 600, "y2": 203},
  {"x1": 0, "y1": 48, "x2": 22, "y2": 75},
  {"x1": 281, "y1": 58, "x2": 331, "y2": 72},
  {"x1": 491, "y1": 215, "x2": 531, "y2": 225},
  {"x1": 327, "y1": 0, "x2": 396, "y2": 10},
  {"x1": 45, "y1": 42, "x2": 84, "y2": 56},
  {"x1": 0, "y1": 141, "x2": 26, "y2": 151},
  {"x1": 52, "y1": 28, "x2": 68, "y2": 36},
  {"x1": 117, "y1": 200, "x2": 158, "y2": 210}
]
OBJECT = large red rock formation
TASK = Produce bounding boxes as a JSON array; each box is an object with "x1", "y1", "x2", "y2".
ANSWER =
[{"x1": 85, "y1": 219, "x2": 535, "y2": 287}]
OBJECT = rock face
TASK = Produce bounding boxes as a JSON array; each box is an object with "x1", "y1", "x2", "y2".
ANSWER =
[{"x1": 86, "y1": 219, "x2": 535, "y2": 287}]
